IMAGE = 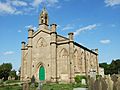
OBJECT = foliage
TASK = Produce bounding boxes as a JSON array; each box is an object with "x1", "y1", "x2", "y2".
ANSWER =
[
  {"x1": 73, "y1": 83, "x2": 88, "y2": 88},
  {"x1": 74, "y1": 75, "x2": 87, "y2": 88},
  {"x1": 99, "y1": 59, "x2": 120, "y2": 75},
  {"x1": 9, "y1": 69, "x2": 18, "y2": 80},
  {"x1": 74, "y1": 75, "x2": 87, "y2": 83},
  {"x1": 0, "y1": 63, "x2": 12, "y2": 81}
]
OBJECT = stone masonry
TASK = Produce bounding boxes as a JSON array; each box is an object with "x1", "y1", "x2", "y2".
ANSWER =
[{"x1": 20, "y1": 7, "x2": 99, "y2": 83}]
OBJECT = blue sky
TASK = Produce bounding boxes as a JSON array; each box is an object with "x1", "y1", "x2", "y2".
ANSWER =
[{"x1": 0, "y1": 0, "x2": 120, "y2": 71}]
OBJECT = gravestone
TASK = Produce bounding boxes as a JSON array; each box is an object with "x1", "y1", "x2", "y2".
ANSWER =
[
  {"x1": 81, "y1": 79, "x2": 86, "y2": 85},
  {"x1": 93, "y1": 79, "x2": 99, "y2": 90},
  {"x1": 8, "y1": 76, "x2": 11, "y2": 80},
  {"x1": 115, "y1": 77, "x2": 120, "y2": 90},
  {"x1": 37, "y1": 81, "x2": 43, "y2": 90},
  {"x1": 23, "y1": 80, "x2": 30, "y2": 90},
  {"x1": 88, "y1": 77, "x2": 95, "y2": 90},
  {"x1": 105, "y1": 76, "x2": 113, "y2": 90},
  {"x1": 111, "y1": 74, "x2": 118, "y2": 90},
  {"x1": 101, "y1": 78, "x2": 108, "y2": 90},
  {"x1": 31, "y1": 75, "x2": 35, "y2": 87}
]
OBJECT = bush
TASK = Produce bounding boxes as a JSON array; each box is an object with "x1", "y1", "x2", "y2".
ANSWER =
[
  {"x1": 74, "y1": 75, "x2": 88, "y2": 88},
  {"x1": 74, "y1": 75, "x2": 87, "y2": 83},
  {"x1": 73, "y1": 83, "x2": 88, "y2": 88}
]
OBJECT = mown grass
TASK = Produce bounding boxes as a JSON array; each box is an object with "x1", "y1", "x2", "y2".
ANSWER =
[
  {"x1": 0, "y1": 85, "x2": 22, "y2": 90},
  {"x1": 42, "y1": 83, "x2": 73, "y2": 90},
  {"x1": 4, "y1": 80, "x2": 20, "y2": 84},
  {"x1": 0, "y1": 80, "x2": 88, "y2": 90}
]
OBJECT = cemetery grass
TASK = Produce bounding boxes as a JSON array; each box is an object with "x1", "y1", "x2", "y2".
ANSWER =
[
  {"x1": 0, "y1": 85, "x2": 22, "y2": 90},
  {"x1": 42, "y1": 83, "x2": 73, "y2": 90},
  {"x1": 0, "y1": 83, "x2": 74, "y2": 90}
]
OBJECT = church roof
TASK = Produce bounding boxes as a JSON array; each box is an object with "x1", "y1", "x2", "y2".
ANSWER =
[{"x1": 74, "y1": 42, "x2": 98, "y2": 55}]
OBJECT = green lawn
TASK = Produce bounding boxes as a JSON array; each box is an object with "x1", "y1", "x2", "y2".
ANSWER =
[
  {"x1": 0, "y1": 80, "x2": 87, "y2": 90},
  {"x1": 0, "y1": 83, "x2": 73, "y2": 90},
  {"x1": 42, "y1": 83, "x2": 73, "y2": 90},
  {"x1": 0, "y1": 85, "x2": 22, "y2": 90},
  {"x1": 4, "y1": 80, "x2": 20, "y2": 84}
]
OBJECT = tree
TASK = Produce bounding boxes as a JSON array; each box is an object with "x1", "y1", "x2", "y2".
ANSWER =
[
  {"x1": 0, "y1": 63, "x2": 12, "y2": 81},
  {"x1": 99, "y1": 62, "x2": 110, "y2": 74},
  {"x1": 99, "y1": 59, "x2": 120, "y2": 75},
  {"x1": 110, "y1": 59, "x2": 120, "y2": 74},
  {"x1": 9, "y1": 69, "x2": 18, "y2": 79}
]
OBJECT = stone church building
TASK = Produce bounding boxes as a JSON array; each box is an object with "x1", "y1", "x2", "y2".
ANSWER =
[{"x1": 21, "y1": 8, "x2": 99, "y2": 83}]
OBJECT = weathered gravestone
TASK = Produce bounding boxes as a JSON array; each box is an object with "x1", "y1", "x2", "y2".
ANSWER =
[
  {"x1": 81, "y1": 79, "x2": 87, "y2": 85},
  {"x1": 36, "y1": 81, "x2": 43, "y2": 90},
  {"x1": 31, "y1": 75, "x2": 35, "y2": 88},
  {"x1": 8, "y1": 76, "x2": 11, "y2": 80},
  {"x1": 93, "y1": 79, "x2": 99, "y2": 90},
  {"x1": 101, "y1": 77, "x2": 108, "y2": 90},
  {"x1": 115, "y1": 77, "x2": 120, "y2": 90},
  {"x1": 105, "y1": 75, "x2": 113, "y2": 90},
  {"x1": 111, "y1": 74, "x2": 118, "y2": 90},
  {"x1": 23, "y1": 80, "x2": 30, "y2": 90},
  {"x1": 93, "y1": 76, "x2": 108, "y2": 90},
  {"x1": 88, "y1": 77, "x2": 95, "y2": 90}
]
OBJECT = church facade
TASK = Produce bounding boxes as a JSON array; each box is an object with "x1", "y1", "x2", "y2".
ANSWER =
[{"x1": 21, "y1": 8, "x2": 99, "y2": 83}]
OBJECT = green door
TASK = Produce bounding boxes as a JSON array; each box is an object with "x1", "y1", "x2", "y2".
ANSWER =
[{"x1": 39, "y1": 66, "x2": 45, "y2": 81}]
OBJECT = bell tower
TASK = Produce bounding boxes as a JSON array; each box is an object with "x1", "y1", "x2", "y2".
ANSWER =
[{"x1": 39, "y1": 7, "x2": 49, "y2": 29}]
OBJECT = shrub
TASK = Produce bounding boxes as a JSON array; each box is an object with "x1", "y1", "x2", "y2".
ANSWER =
[{"x1": 74, "y1": 75, "x2": 87, "y2": 83}]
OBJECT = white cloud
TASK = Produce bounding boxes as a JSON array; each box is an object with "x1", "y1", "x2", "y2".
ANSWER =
[
  {"x1": 3, "y1": 51, "x2": 15, "y2": 55},
  {"x1": 32, "y1": 0, "x2": 43, "y2": 7},
  {"x1": 0, "y1": 1, "x2": 24, "y2": 15},
  {"x1": 0, "y1": 2, "x2": 16, "y2": 14},
  {"x1": 62, "y1": 24, "x2": 74, "y2": 31},
  {"x1": 56, "y1": 5, "x2": 61, "y2": 8},
  {"x1": 105, "y1": 0, "x2": 120, "y2": 6},
  {"x1": 18, "y1": 30, "x2": 22, "y2": 33},
  {"x1": 25, "y1": 25, "x2": 38, "y2": 31},
  {"x1": 32, "y1": 0, "x2": 59, "y2": 7},
  {"x1": 74, "y1": 24, "x2": 97, "y2": 36},
  {"x1": 100, "y1": 39, "x2": 111, "y2": 44},
  {"x1": 111, "y1": 24, "x2": 116, "y2": 27},
  {"x1": 57, "y1": 24, "x2": 61, "y2": 28},
  {"x1": 0, "y1": 0, "x2": 59, "y2": 15},
  {"x1": 11, "y1": 0, "x2": 28, "y2": 7}
]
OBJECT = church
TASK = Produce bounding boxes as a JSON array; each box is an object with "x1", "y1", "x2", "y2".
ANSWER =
[{"x1": 20, "y1": 7, "x2": 99, "y2": 83}]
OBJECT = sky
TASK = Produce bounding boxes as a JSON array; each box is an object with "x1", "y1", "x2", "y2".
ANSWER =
[{"x1": 0, "y1": 0, "x2": 120, "y2": 71}]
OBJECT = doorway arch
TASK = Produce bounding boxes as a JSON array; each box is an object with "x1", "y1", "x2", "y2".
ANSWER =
[{"x1": 39, "y1": 66, "x2": 45, "y2": 81}]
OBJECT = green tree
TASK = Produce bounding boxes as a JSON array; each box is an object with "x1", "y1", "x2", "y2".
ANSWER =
[
  {"x1": 0, "y1": 63, "x2": 12, "y2": 81},
  {"x1": 110, "y1": 59, "x2": 120, "y2": 74},
  {"x1": 9, "y1": 69, "x2": 18, "y2": 79},
  {"x1": 99, "y1": 63, "x2": 110, "y2": 74},
  {"x1": 99, "y1": 59, "x2": 120, "y2": 75}
]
